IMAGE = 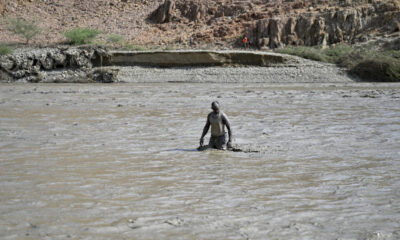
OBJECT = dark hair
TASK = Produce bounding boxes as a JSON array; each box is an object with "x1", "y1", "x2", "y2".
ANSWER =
[{"x1": 211, "y1": 101, "x2": 219, "y2": 106}]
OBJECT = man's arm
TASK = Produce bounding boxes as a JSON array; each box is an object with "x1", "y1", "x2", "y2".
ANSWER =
[
  {"x1": 222, "y1": 114, "x2": 232, "y2": 147},
  {"x1": 200, "y1": 116, "x2": 210, "y2": 146}
]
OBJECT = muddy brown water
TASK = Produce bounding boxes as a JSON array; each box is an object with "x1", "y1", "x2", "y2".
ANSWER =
[{"x1": 1, "y1": 83, "x2": 400, "y2": 239}]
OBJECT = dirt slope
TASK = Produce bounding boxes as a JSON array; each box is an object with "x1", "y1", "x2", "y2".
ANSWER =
[{"x1": 0, "y1": 0, "x2": 160, "y2": 45}]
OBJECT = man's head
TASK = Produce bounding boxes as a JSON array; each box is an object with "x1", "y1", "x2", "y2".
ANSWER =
[{"x1": 211, "y1": 101, "x2": 220, "y2": 113}]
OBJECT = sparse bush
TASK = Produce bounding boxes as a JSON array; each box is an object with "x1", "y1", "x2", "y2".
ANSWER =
[
  {"x1": 336, "y1": 48, "x2": 373, "y2": 68},
  {"x1": 64, "y1": 28, "x2": 100, "y2": 45},
  {"x1": 323, "y1": 43, "x2": 353, "y2": 62},
  {"x1": 107, "y1": 34, "x2": 124, "y2": 44},
  {"x1": 275, "y1": 46, "x2": 328, "y2": 62},
  {"x1": 383, "y1": 50, "x2": 400, "y2": 59},
  {"x1": 0, "y1": 45, "x2": 13, "y2": 56},
  {"x1": 7, "y1": 18, "x2": 40, "y2": 44}
]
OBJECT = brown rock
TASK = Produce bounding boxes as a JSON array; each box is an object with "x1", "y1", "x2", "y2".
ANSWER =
[
  {"x1": 180, "y1": 1, "x2": 207, "y2": 22},
  {"x1": 0, "y1": 0, "x2": 4, "y2": 14},
  {"x1": 149, "y1": 0, "x2": 175, "y2": 23}
]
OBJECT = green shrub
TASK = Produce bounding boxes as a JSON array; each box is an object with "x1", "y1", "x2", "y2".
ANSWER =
[
  {"x1": 64, "y1": 28, "x2": 100, "y2": 45},
  {"x1": 0, "y1": 45, "x2": 13, "y2": 55},
  {"x1": 107, "y1": 34, "x2": 124, "y2": 44},
  {"x1": 350, "y1": 56, "x2": 400, "y2": 82},
  {"x1": 276, "y1": 46, "x2": 328, "y2": 62},
  {"x1": 323, "y1": 43, "x2": 353, "y2": 63},
  {"x1": 382, "y1": 50, "x2": 400, "y2": 59},
  {"x1": 276, "y1": 44, "x2": 354, "y2": 64},
  {"x1": 7, "y1": 18, "x2": 40, "y2": 44}
]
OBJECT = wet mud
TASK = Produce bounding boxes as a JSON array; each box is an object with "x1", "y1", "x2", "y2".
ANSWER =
[
  {"x1": 197, "y1": 145, "x2": 259, "y2": 153},
  {"x1": 1, "y1": 82, "x2": 400, "y2": 239}
]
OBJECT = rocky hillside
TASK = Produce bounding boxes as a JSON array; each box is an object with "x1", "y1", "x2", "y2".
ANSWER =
[
  {"x1": 0, "y1": 0, "x2": 160, "y2": 45},
  {"x1": 149, "y1": 0, "x2": 400, "y2": 48},
  {"x1": 0, "y1": 0, "x2": 399, "y2": 49}
]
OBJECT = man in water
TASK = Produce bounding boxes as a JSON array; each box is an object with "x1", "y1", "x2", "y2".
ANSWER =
[{"x1": 199, "y1": 101, "x2": 232, "y2": 150}]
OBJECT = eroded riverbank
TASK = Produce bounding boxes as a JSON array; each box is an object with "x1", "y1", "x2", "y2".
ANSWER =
[
  {"x1": 1, "y1": 48, "x2": 356, "y2": 83},
  {"x1": 1, "y1": 82, "x2": 400, "y2": 239}
]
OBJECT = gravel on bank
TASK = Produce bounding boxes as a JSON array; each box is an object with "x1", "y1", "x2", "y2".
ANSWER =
[{"x1": 116, "y1": 58, "x2": 355, "y2": 83}]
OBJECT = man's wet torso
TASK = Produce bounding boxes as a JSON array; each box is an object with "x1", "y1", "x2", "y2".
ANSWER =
[{"x1": 209, "y1": 112, "x2": 226, "y2": 137}]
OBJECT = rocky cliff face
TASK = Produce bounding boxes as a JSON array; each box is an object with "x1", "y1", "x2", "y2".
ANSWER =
[
  {"x1": 0, "y1": 0, "x2": 399, "y2": 48},
  {"x1": 248, "y1": 1, "x2": 400, "y2": 49},
  {"x1": 149, "y1": 0, "x2": 400, "y2": 48}
]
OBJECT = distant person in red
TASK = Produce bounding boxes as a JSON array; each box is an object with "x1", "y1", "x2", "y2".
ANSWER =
[{"x1": 242, "y1": 36, "x2": 249, "y2": 48}]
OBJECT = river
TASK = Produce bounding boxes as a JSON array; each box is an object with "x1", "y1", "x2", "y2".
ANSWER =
[{"x1": 1, "y1": 82, "x2": 400, "y2": 239}]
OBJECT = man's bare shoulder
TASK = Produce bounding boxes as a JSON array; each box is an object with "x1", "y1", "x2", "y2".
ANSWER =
[{"x1": 221, "y1": 112, "x2": 230, "y2": 123}]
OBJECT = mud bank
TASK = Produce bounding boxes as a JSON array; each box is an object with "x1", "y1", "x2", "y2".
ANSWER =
[
  {"x1": 106, "y1": 50, "x2": 291, "y2": 67},
  {"x1": 1, "y1": 47, "x2": 355, "y2": 83}
]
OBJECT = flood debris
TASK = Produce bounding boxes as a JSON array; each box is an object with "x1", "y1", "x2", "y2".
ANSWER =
[
  {"x1": 164, "y1": 217, "x2": 184, "y2": 227},
  {"x1": 197, "y1": 145, "x2": 260, "y2": 153}
]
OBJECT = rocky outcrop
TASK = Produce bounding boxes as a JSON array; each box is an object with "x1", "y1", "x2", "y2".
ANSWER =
[
  {"x1": 148, "y1": 0, "x2": 175, "y2": 23},
  {"x1": 149, "y1": 0, "x2": 249, "y2": 24},
  {"x1": 88, "y1": 68, "x2": 120, "y2": 83},
  {"x1": 149, "y1": 0, "x2": 400, "y2": 49},
  {"x1": 149, "y1": 0, "x2": 209, "y2": 23},
  {"x1": 248, "y1": 3, "x2": 400, "y2": 49},
  {"x1": 0, "y1": 46, "x2": 110, "y2": 82}
]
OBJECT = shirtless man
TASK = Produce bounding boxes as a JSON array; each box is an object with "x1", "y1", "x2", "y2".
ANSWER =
[{"x1": 200, "y1": 101, "x2": 232, "y2": 150}]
